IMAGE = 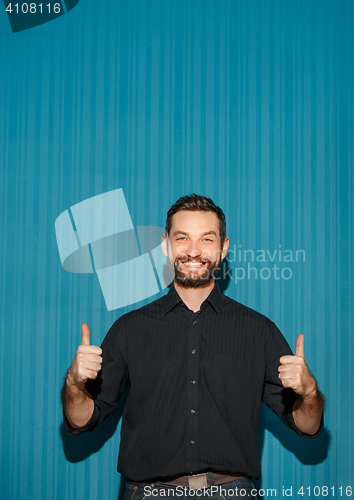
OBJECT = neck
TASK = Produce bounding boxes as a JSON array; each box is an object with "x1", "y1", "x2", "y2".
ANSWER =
[{"x1": 174, "y1": 279, "x2": 215, "y2": 312}]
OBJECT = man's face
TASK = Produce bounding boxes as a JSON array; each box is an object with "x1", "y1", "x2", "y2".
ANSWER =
[{"x1": 162, "y1": 211, "x2": 229, "y2": 288}]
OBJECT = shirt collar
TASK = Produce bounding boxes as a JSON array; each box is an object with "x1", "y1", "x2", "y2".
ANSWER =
[
  {"x1": 162, "y1": 281, "x2": 223, "y2": 317},
  {"x1": 205, "y1": 281, "x2": 223, "y2": 315},
  {"x1": 162, "y1": 282, "x2": 183, "y2": 316}
]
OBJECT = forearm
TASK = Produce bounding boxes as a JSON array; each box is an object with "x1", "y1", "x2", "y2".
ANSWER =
[
  {"x1": 61, "y1": 370, "x2": 94, "y2": 429},
  {"x1": 292, "y1": 387, "x2": 324, "y2": 435}
]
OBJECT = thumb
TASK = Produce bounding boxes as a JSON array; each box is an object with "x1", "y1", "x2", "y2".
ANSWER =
[
  {"x1": 81, "y1": 323, "x2": 91, "y2": 346},
  {"x1": 295, "y1": 334, "x2": 305, "y2": 358}
]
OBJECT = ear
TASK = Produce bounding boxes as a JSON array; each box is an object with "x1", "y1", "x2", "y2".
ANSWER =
[
  {"x1": 161, "y1": 233, "x2": 168, "y2": 257},
  {"x1": 221, "y1": 237, "x2": 229, "y2": 260}
]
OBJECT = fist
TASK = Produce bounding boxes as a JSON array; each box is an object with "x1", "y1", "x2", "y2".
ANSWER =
[
  {"x1": 67, "y1": 324, "x2": 103, "y2": 386},
  {"x1": 278, "y1": 334, "x2": 317, "y2": 397}
]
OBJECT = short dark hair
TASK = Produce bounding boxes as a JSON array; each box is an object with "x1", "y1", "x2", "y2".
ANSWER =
[{"x1": 165, "y1": 194, "x2": 226, "y2": 244}]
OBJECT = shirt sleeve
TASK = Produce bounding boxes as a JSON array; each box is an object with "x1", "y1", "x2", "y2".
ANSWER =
[
  {"x1": 262, "y1": 323, "x2": 324, "y2": 438},
  {"x1": 63, "y1": 319, "x2": 129, "y2": 436}
]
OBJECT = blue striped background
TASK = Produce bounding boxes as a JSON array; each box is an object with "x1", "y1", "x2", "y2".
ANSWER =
[{"x1": 0, "y1": 0, "x2": 353, "y2": 498}]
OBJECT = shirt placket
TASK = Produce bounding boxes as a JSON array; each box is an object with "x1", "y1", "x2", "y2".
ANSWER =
[{"x1": 186, "y1": 311, "x2": 200, "y2": 473}]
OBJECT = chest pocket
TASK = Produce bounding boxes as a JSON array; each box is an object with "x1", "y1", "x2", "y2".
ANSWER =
[{"x1": 205, "y1": 354, "x2": 257, "y2": 406}]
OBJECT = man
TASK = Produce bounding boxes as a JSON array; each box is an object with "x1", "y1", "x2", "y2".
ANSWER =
[{"x1": 62, "y1": 194, "x2": 324, "y2": 499}]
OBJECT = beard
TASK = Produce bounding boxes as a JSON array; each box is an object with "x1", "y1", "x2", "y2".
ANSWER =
[{"x1": 173, "y1": 256, "x2": 221, "y2": 288}]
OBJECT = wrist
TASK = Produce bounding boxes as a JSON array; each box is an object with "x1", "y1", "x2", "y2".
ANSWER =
[
  {"x1": 66, "y1": 369, "x2": 85, "y2": 391},
  {"x1": 300, "y1": 383, "x2": 318, "y2": 403}
]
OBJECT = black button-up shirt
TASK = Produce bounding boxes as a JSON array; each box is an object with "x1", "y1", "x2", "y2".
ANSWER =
[{"x1": 64, "y1": 283, "x2": 323, "y2": 480}]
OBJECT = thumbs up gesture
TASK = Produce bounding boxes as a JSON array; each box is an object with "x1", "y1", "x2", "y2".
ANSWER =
[
  {"x1": 278, "y1": 334, "x2": 317, "y2": 398},
  {"x1": 67, "y1": 324, "x2": 103, "y2": 387}
]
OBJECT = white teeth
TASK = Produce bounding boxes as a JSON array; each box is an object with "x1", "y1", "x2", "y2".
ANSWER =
[{"x1": 183, "y1": 262, "x2": 204, "y2": 267}]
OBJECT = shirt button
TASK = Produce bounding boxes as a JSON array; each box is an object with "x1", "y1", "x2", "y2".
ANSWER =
[
  {"x1": 191, "y1": 380, "x2": 196, "y2": 384},
  {"x1": 191, "y1": 440, "x2": 195, "y2": 445},
  {"x1": 192, "y1": 320, "x2": 197, "y2": 325},
  {"x1": 191, "y1": 409, "x2": 195, "y2": 414},
  {"x1": 191, "y1": 350, "x2": 196, "y2": 354}
]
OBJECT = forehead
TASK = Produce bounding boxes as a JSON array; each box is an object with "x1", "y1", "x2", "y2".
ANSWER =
[{"x1": 170, "y1": 210, "x2": 220, "y2": 236}]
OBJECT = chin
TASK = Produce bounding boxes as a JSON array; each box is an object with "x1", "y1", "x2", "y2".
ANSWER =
[{"x1": 174, "y1": 270, "x2": 214, "y2": 288}]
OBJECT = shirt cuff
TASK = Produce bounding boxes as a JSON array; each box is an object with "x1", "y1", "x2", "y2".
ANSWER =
[
  {"x1": 287, "y1": 410, "x2": 324, "y2": 438},
  {"x1": 62, "y1": 405, "x2": 99, "y2": 436}
]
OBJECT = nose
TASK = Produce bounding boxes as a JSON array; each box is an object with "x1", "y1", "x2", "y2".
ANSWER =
[{"x1": 186, "y1": 241, "x2": 202, "y2": 259}]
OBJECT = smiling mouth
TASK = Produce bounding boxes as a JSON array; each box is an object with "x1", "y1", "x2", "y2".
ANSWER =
[{"x1": 179, "y1": 259, "x2": 208, "y2": 269}]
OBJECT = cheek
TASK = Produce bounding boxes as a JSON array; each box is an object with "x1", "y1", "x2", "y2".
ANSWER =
[
  {"x1": 173, "y1": 244, "x2": 187, "y2": 256},
  {"x1": 208, "y1": 246, "x2": 222, "y2": 261}
]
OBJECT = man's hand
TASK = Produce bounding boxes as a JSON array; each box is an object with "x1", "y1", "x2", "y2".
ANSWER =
[
  {"x1": 279, "y1": 334, "x2": 324, "y2": 435},
  {"x1": 66, "y1": 324, "x2": 103, "y2": 387},
  {"x1": 62, "y1": 324, "x2": 102, "y2": 429},
  {"x1": 278, "y1": 334, "x2": 316, "y2": 397}
]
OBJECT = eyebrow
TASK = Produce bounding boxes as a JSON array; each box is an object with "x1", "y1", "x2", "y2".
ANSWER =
[{"x1": 172, "y1": 230, "x2": 218, "y2": 237}]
